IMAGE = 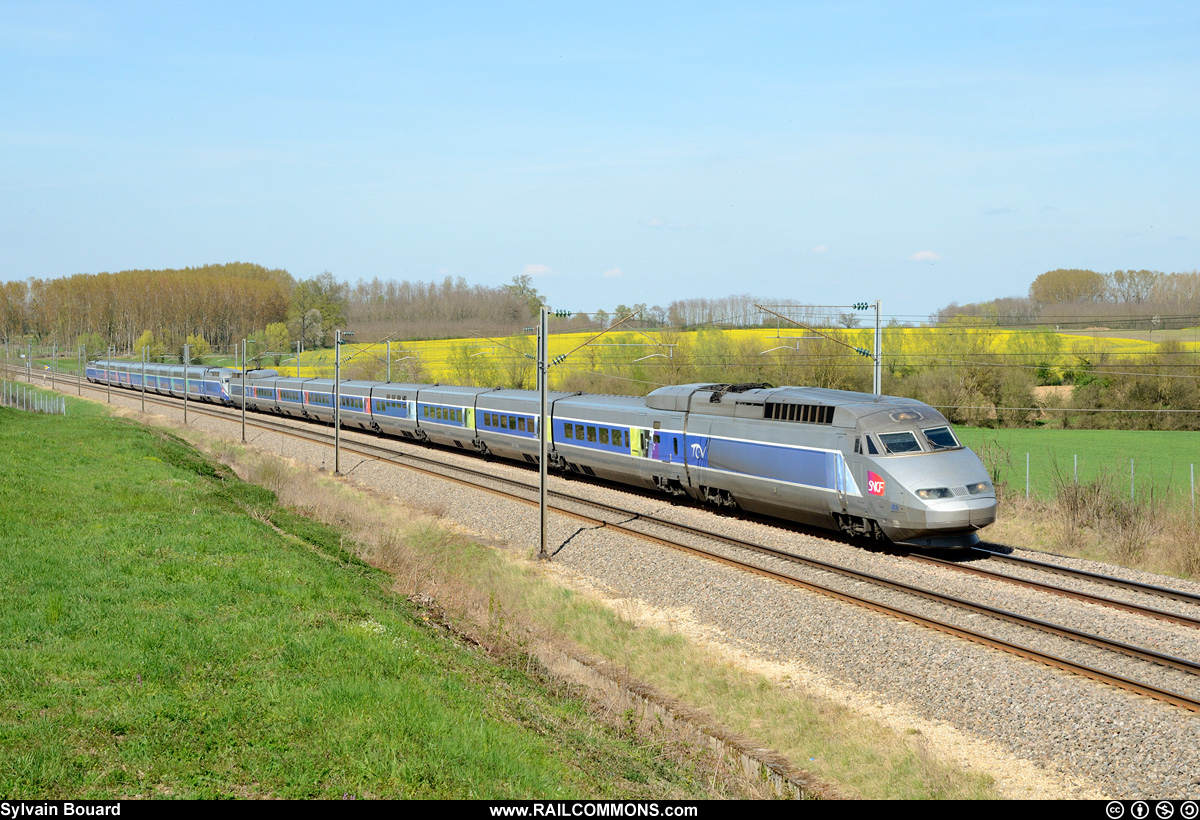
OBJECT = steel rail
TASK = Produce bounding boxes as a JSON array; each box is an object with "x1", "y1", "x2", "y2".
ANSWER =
[
  {"x1": 908, "y1": 553, "x2": 1200, "y2": 630},
  {"x1": 975, "y1": 544, "x2": 1200, "y2": 606}
]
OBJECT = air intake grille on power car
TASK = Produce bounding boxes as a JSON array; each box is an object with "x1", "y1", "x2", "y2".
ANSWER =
[{"x1": 764, "y1": 402, "x2": 834, "y2": 425}]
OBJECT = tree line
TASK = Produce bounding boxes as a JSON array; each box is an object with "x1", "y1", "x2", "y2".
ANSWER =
[
  {"x1": 0, "y1": 265, "x2": 547, "y2": 361},
  {"x1": 933, "y1": 269, "x2": 1200, "y2": 329},
  {"x1": 5, "y1": 262, "x2": 1195, "y2": 430}
]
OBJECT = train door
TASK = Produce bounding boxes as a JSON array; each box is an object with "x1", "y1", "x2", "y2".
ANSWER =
[
  {"x1": 834, "y1": 434, "x2": 850, "y2": 513},
  {"x1": 633, "y1": 414, "x2": 650, "y2": 458}
]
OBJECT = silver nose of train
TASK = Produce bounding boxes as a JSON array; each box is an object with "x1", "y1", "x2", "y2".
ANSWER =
[{"x1": 922, "y1": 496, "x2": 997, "y2": 530}]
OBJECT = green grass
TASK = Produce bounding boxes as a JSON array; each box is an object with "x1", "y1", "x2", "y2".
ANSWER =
[
  {"x1": 0, "y1": 400, "x2": 723, "y2": 799},
  {"x1": 957, "y1": 427, "x2": 1198, "y2": 504}
]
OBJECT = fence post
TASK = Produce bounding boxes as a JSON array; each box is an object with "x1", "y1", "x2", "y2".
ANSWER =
[{"x1": 1026, "y1": 452, "x2": 1030, "y2": 500}]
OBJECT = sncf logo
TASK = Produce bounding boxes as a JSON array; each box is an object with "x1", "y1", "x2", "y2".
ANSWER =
[{"x1": 867, "y1": 471, "x2": 886, "y2": 496}]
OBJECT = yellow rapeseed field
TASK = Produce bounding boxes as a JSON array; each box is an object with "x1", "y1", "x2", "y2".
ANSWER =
[{"x1": 283, "y1": 325, "x2": 1200, "y2": 391}]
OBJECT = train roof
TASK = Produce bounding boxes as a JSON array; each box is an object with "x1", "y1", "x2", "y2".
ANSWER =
[{"x1": 646, "y1": 383, "x2": 946, "y2": 424}]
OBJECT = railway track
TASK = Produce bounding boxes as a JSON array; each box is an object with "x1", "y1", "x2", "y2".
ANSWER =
[
  {"x1": 19, "y1": 366, "x2": 1200, "y2": 712},
  {"x1": 907, "y1": 551, "x2": 1200, "y2": 629}
]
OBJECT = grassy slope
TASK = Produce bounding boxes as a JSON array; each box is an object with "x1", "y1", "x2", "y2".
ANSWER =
[{"x1": 0, "y1": 401, "x2": 720, "y2": 799}]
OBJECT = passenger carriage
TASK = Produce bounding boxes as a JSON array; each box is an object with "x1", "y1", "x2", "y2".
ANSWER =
[
  {"x1": 368, "y1": 382, "x2": 428, "y2": 439},
  {"x1": 549, "y1": 393, "x2": 676, "y2": 491},
  {"x1": 413, "y1": 385, "x2": 491, "y2": 449},
  {"x1": 474, "y1": 389, "x2": 573, "y2": 462},
  {"x1": 333, "y1": 381, "x2": 375, "y2": 430}
]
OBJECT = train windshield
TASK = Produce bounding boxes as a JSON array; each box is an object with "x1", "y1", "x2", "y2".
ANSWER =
[
  {"x1": 923, "y1": 426, "x2": 961, "y2": 450},
  {"x1": 877, "y1": 431, "x2": 921, "y2": 454}
]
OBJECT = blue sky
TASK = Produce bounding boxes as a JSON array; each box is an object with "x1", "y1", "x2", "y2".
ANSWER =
[{"x1": 3, "y1": 1, "x2": 1197, "y2": 322}]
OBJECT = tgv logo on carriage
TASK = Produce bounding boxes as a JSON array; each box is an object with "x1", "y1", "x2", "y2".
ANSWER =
[{"x1": 86, "y1": 362, "x2": 997, "y2": 548}]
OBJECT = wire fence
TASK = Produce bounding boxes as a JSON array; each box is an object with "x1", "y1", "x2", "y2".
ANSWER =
[
  {"x1": 1000, "y1": 451, "x2": 1197, "y2": 526},
  {"x1": 1, "y1": 380, "x2": 68, "y2": 416}
]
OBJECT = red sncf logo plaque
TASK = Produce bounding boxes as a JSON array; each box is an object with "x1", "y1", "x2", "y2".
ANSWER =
[{"x1": 867, "y1": 471, "x2": 886, "y2": 496}]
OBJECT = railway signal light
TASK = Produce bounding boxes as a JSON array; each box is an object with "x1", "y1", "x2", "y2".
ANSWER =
[
  {"x1": 853, "y1": 302, "x2": 870, "y2": 311},
  {"x1": 551, "y1": 309, "x2": 572, "y2": 318}
]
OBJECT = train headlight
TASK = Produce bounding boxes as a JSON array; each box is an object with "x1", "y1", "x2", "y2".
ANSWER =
[
  {"x1": 967, "y1": 481, "x2": 992, "y2": 495},
  {"x1": 916, "y1": 487, "x2": 953, "y2": 500}
]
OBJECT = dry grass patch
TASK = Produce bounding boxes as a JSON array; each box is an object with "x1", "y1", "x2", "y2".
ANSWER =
[{"x1": 987, "y1": 482, "x2": 1200, "y2": 578}]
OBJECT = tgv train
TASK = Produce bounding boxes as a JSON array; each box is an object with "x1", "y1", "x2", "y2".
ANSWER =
[{"x1": 88, "y1": 359, "x2": 997, "y2": 547}]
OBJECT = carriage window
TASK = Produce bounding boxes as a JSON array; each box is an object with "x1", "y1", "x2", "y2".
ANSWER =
[
  {"x1": 564, "y1": 424, "x2": 574, "y2": 439},
  {"x1": 624, "y1": 431, "x2": 630, "y2": 448},
  {"x1": 575, "y1": 424, "x2": 584, "y2": 440},
  {"x1": 867, "y1": 436, "x2": 879, "y2": 455},
  {"x1": 854, "y1": 437, "x2": 861, "y2": 454},
  {"x1": 586, "y1": 426, "x2": 596, "y2": 442},
  {"x1": 599, "y1": 428, "x2": 609, "y2": 445},
  {"x1": 518, "y1": 418, "x2": 526, "y2": 432},
  {"x1": 878, "y1": 432, "x2": 921, "y2": 454}
]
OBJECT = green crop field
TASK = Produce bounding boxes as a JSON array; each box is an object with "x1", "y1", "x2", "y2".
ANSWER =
[{"x1": 956, "y1": 427, "x2": 1199, "y2": 504}]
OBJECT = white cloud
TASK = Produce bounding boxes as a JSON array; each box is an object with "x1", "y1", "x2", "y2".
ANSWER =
[
  {"x1": 522, "y1": 263, "x2": 555, "y2": 277},
  {"x1": 602, "y1": 267, "x2": 623, "y2": 278},
  {"x1": 811, "y1": 245, "x2": 829, "y2": 254},
  {"x1": 646, "y1": 218, "x2": 664, "y2": 228},
  {"x1": 907, "y1": 250, "x2": 944, "y2": 262}
]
